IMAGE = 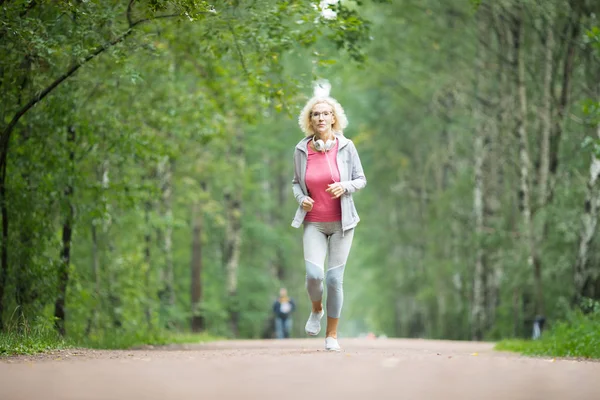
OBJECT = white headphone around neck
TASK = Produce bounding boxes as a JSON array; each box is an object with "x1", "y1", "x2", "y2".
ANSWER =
[
  {"x1": 312, "y1": 135, "x2": 338, "y2": 183},
  {"x1": 312, "y1": 136, "x2": 336, "y2": 153}
]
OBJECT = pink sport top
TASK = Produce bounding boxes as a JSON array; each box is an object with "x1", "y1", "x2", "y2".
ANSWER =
[{"x1": 304, "y1": 139, "x2": 342, "y2": 222}]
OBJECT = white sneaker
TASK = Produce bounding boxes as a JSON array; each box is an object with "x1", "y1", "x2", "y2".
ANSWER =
[
  {"x1": 325, "y1": 337, "x2": 341, "y2": 352},
  {"x1": 304, "y1": 310, "x2": 324, "y2": 336}
]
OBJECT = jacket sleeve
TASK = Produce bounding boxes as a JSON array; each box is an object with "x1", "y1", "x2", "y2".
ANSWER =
[
  {"x1": 341, "y1": 142, "x2": 367, "y2": 194},
  {"x1": 292, "y1": 149, "x2": 308, "y2": 205}
]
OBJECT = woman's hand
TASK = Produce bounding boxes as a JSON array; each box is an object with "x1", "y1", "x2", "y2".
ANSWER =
[
  {"x1": 326, "y1": 183, "x2": 345, "y2": 199},
  {"x1": 302, "y1": 197, "x2": 315, "y2": 211}
]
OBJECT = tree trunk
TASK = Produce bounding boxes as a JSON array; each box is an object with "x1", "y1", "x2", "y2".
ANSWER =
[
  {"x1": 224, "y1": 124, "x2": 245, "y2": 337},
  {"x1": 54, "y1": 126, "x2": 76, "y2": 336},
  {"x1": 85, "y1": 222, "x2": 100, "y2": 336},
  {"x1": 144, "y1": 198, "x2": 153, "y2": 329},
  {"x1": 158, "y1": 155, "x2": 175, "y2": 327},
  {"x1": 85, "y1": 159, "x2": 109, "y2": 336},
  {"x1": 471, "y1": 10, "x2": 488, "y2": 341},
  {"x1": 528, "y1": 22, "x2": 555, "y2": 320},
  {"x1": 472, "y1": 129, "x2": 486, "y2": 341},
  {"x1": 15, "y1": 131, "x2": 33, "y2": 317},
  {"x1": 262, "y1": 155, "x2": 280, "y2": 280},
  {"x1": 513, "y1": 12, "x2": 544, "y2": 317},
  {"x1": 0, "y1": 153, "x2": 7, "y2": 332},
  {"x1": 190, "y1": 200, "x2": 204, "y2": 332},
  {"x1": 107, "y1": 239, "x2": 122, "y2": 329},
  {"x1": 225, "y1": 191, "x2": 243, "y2": 336},
  {"x1": 548, "y1": 14, "x2": 579, "y2": 197},
  {"x1": 16, "y1": 230, "x2": 32, "y2": 316},
  {"x1": 512, "y1": 288, "x2": 520, "y2": 337},
  {"x1": 573, "y1": 119, "x2": 600, "y2": 302},
  {"x1": 485, "y1": 62, "x2": 505, "y2": 334},
  {"x1": 538, "y1": 22, "x2": 553, "y2": 208},
  {"x1": 268, "y1": 165, "x2": 287, "y2": 282}
]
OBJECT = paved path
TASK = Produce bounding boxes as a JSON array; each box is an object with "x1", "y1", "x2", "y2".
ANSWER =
[{"x1": 1, "y1": 338, "x2": 599, "y2": 399}]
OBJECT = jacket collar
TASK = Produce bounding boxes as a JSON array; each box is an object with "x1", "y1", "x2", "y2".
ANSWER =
[{"x1": 295, "y1": 132, "x2": 349, "y2": 153}]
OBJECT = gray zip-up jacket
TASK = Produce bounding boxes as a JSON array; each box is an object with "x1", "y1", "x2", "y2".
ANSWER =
[{"x1": 291, "y1": 133, "x2": 367, "y2": 232}]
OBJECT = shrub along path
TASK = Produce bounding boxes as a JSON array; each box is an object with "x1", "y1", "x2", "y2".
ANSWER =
[{"x1": 1, "y1": 338, "x2": 599, "y2": 399}]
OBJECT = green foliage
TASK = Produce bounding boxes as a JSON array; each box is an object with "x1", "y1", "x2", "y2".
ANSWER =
[
  {"x1": 581, "y1": 134, "x2": 600, "y2": 158},
  {"x1": 0, "y1": 329, "x2": 71, "y2": 356},
  {"x1": 2, "y1": 0, "x2": 600, "y2": 350},
  {"x1": 0, "y1": 311, "x2": 72, "y2": 356},
  {"x1": 496, "y1": 301, "x2": 600, "y2": 359},
  {"x1": 0, "y1": 315, "x2": 219, "y2": 355},
  {"x1": 0, "y1": 0, "x2": 378, "y2": 345},
  {"x1": 321, "y1": 0, "x2": 600, "y2": 341},
  {"x1": 585, "y1": 26, "x2": 600, "y2": 51}
]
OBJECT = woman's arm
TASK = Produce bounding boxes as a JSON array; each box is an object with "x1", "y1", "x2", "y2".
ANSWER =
[
  {"x1": 341, "y1": 142, "x2": 367, "y2": 194},
  {"x1": 291, "y1": 149, "x2": 308, "y2": 204}
]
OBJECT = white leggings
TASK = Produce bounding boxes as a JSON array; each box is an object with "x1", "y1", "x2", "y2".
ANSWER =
[{"x1": 303, "y1": 221, "x2": 354, "y2": 319}]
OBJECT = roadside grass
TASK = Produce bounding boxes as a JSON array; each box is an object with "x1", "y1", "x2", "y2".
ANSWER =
[
  {"x1": 0, "y1": 326, "x2": 72, "y2": 356},
  {"x1": 495, "y1": 308, "x2": 600, "y2": 360},
  {"x1": 1, "y1": 321, "x2": 221, "y2": 357}
]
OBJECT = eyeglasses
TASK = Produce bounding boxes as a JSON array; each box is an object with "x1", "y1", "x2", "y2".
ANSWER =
[{"x1": 310, "y1": 111, "x2": 333, "y2": 119}]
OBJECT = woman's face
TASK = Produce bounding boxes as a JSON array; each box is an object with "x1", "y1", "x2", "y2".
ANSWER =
[{"x1": 310, "y1": 102, "x2": 335, "y2": 136}]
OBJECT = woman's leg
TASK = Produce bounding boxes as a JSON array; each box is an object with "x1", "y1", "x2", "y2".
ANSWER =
[
  {"x1": 302, "y1": 223, "x2": 328, "y2": 335},
  {"x1": 302, "y1": 223, "x2": 328, "y2": 311},
  {"x1": 325, "y1": 226, "x2": 354, "y2": 339}
]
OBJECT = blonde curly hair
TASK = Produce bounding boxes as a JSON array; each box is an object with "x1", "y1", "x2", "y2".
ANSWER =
[{"x1": 298, "y1": 96, "x2": 349, "y2": 137}]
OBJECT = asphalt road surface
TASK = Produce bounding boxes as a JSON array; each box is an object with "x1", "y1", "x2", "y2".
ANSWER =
[{"x1": 2, "y1": 338, "x2": 599, "y2": 400}]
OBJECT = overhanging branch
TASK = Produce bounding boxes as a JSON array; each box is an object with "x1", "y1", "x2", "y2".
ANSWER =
[{"x1": 0, "y1": 11, "x2": 190, "y2": 160}]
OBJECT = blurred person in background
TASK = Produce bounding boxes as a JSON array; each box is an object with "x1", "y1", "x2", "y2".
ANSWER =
[{"x1": 273, "y1": 287, "x2": 296, "y2": 339}]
